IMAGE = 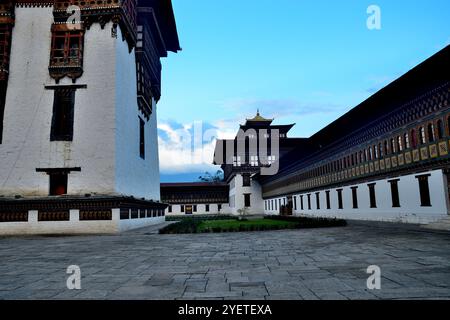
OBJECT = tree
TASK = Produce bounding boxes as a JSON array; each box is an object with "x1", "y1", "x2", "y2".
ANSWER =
[
  {"x1": 198, "y1": 170, "x2": 224, "y2": 183},
  {"x1": 236, "y1": 207, "x2": 250, "y2": 221}
]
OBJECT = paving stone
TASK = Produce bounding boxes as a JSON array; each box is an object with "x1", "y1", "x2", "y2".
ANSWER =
[{"x1": 1, "y1": 221, "x2": 450, "y2": 300}]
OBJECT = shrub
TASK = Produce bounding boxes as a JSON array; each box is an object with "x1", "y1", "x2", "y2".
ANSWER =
[
  {"x1": 264, "y1": 215, "x2": 347, "y2": 228},
  {"x1": 159, "y1": 218, "x2": 202, "y2": 234}
]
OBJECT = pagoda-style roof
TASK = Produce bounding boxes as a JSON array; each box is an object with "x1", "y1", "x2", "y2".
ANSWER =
[{"x1": 243, "y1": 111, "x2": 274, "y2": 126}]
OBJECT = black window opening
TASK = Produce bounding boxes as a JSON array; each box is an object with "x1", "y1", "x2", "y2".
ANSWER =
[
  {"x1": 368, "y1": 183, "x2": 377, "y2": 208},
  {"x1": 49, "y1": 172, "x2": 68, "y2": 196},
  {"x1": 300, "y1": 195, "x2": 304, "y2": 210},
  {"x1": 293, "y1": 196, "x2": 297, "y2": 210},
  {"x1": 193, "y1": 205, "x2": 197, "y2": 212},
  {"x1": 168, "y1": 206, "x2": 172, "y2": 213},
  {"x1": 0, "y1": 81, "x2": 7, "y2": 144},
  {"x1": 417, "y1": 175, "x2": 431, "y2": 207},
  {"x1": 265, "y1": 201, "x2": 267, "y2": 211},
  {"x1": 218, "y1": 204, "x2": 222, "y2": 211},
  {"x1": 326, "y1": 191, "x2": 331, "y2": 210},
  {"x1": 315, "y1": 192, "x2": 320, "y2": 210},
  {"x1": 50, "y1": 88, "x2": 75, "y2": 141},
  {"x1": 351, "y1": 187, "x2": 358, "y2": 209},
  {"x1": 139, "y1": 117, "x2": 145, "y2": 159},
  {"x1": 389, "y1": 179, "x2": 401, "y2": 208},
  {"x1": 205, "y1": 204, "x2": 210, "y2": 212},
  {"x1": 242, "y1": 174, "x2": 251, "y2": 187},
  {"x1": 180, "y1": 205, "x2": 185, "y2": 213},
  {"x1": 307, "y1": 194, "x2": 311, "y2": 210},
  {"x1": 337, "y1": 189, "x2": 343, "y2": 209},
  {"x1": 244, "y1": 194, "x2": 251, "y2": 207}
]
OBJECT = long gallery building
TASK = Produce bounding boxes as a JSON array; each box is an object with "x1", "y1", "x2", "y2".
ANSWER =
[{"x1": 164, "y1": 46, "x2": 450, "y2": 227}]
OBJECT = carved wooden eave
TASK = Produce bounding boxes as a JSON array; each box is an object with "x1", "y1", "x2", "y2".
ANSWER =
[
  {"x1": 52, "y1": 0, "x2": 137, "y2": 50},
  {"x1": 47, "y1": 1, "x2": 137, "y2": 82},
  {"x1": 15, "y1": 1, "x2": 54, "y2": 7}
]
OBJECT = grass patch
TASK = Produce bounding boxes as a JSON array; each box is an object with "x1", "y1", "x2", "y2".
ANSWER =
[{"x1": 159, "y1": 216, "x2": 346, "y2": 234}]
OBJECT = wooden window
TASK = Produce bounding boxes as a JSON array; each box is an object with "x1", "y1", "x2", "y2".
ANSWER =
[
  {"x1": 447, "y1": 116, "x2": 450, "y2": 136},
  {"x1": 378, "y1": 143, "x2": 383, "y2": 157},
  {"x1": 50, "y1": 88, "x2": 75, "y2": 141},
  {"x1": 244, "y1": 194, "x2": 251, "y2": 208},
  {"x1": 337, "y1": 189, "x2": 343, "y2": 209},
  {"x1": 368, "y1": 183, "x2": 377, "y2": 208},
  {"x1": 49, "y1": 173, "x2": 68, "y2": 196},
  {"x1": 0, "y1": 25, "x2": 11, "y2": 69},
  {"x1": 0, "y1": 81, "x2": 6, "y2": 144},
  {"x1": 419, "y1": 127, "x2": 426, "y2": 144},
  {"x1": 427, "y1": 123, "x2": 435, "y2": 142},
  {"x1": 437, "y1": 119, "x2": 444, "y2": 140},
  {"x1": 390, "y1": 138, "x2": 396, "y2": 153},
  {"x1": 351, "y1": 187, "x2": 358, "y2": 209},
  {"x1": 397, "y1": 136, "x2": 403, "y2": 152},
  {"x1": 384, "y1": 140, "x2": 389, "y2": 155},
  {"x1": 242, "y1": 174, "x2": 251, "y2": 187},
  {"x1": 139, "y1": 117, "x2": 145, "y2": 159},
  {"x1": 404, "y1": 133, "x2": 410, "y2": 149},
  {"x1": 326, "y1": 191, "x2": 331, "y2": 210},
  {"x1": 315, "y1": 192, "x2": 320, "y2": 210},
  {"x1": 389, "y1": 179, "x2": 400, "y2": 208},
  {"x1": 416, "y1": 175, "x2": 431, "y2": 207},
  {"x1": 50, "y1": 30, "x2": 83, "y2": 67},
  {"x1": 411, "y1": 129, "x2": 418, "y2": 148}
]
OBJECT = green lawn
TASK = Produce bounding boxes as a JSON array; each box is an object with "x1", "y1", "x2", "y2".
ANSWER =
[
  {"x1": 159, "y1": 216, "x2": 347, "y2": 234},
  {"x1": 197, "y1": 219, "x2": 298, "y2": 233}
]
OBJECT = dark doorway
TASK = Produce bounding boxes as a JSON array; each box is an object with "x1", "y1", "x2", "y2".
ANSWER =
[{"x1": 49, "y1": 173, "x2": 68, "y2": 196}]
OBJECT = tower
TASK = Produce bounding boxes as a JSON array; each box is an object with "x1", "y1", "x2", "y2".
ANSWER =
[
  {"x1": 0, "y1": 0, "x2": 180, "y2": 235},
  {"x1": 214, "y1": 111, "x2": 302, "y2": 215}
]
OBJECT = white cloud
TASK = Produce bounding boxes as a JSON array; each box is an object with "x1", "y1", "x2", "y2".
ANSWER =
[{"x1": 158, "y1": 120, "x2": 222, "y2": 174}]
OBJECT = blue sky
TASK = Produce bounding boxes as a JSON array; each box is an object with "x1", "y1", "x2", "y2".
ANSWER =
[{"x1": 157, "y1": 0, "x2": 450, "y2": 182}]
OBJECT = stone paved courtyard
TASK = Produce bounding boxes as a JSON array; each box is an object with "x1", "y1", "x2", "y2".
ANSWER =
[{"x1": 0, "y1": 221, "x2": 450, "y2": 300}]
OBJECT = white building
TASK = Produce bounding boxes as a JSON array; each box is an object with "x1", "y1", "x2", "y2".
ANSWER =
[
  {"x1": 0, "y1": 0, "x2": 180, "y2": 235},
  {"x1": 211, "y1": 47, "x2": 450, "y2": 227}
]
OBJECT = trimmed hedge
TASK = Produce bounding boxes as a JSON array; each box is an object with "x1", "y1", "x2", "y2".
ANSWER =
[
  {"x1": 265, "y1": 215, "x2": 347, "y2": 228},
  {"x1": 165, "y1": 215, "x2": 237, "y2": 222},
  {"x1": 160, "y1": 216, "x2": 347, "y2": 234},
  {"x1": 159, "y1": 218, "x2": 202, "y2": 234}
]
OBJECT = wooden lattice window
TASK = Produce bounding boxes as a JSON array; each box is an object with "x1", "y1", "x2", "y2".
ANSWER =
[
  {"x1": 0, "y1": 25, "x2": 11, "y2": 70},
  {"x1": 50, "y1": 30, "x2": 83, "y2": 67}
]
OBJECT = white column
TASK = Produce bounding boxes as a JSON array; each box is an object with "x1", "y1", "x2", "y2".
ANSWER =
[
  {"x1": 28, "y1": 210, "x2": 38, "y2": 223},
  {"x1": 70, "y1": 209, "x2": 79, "y2": 222}
]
